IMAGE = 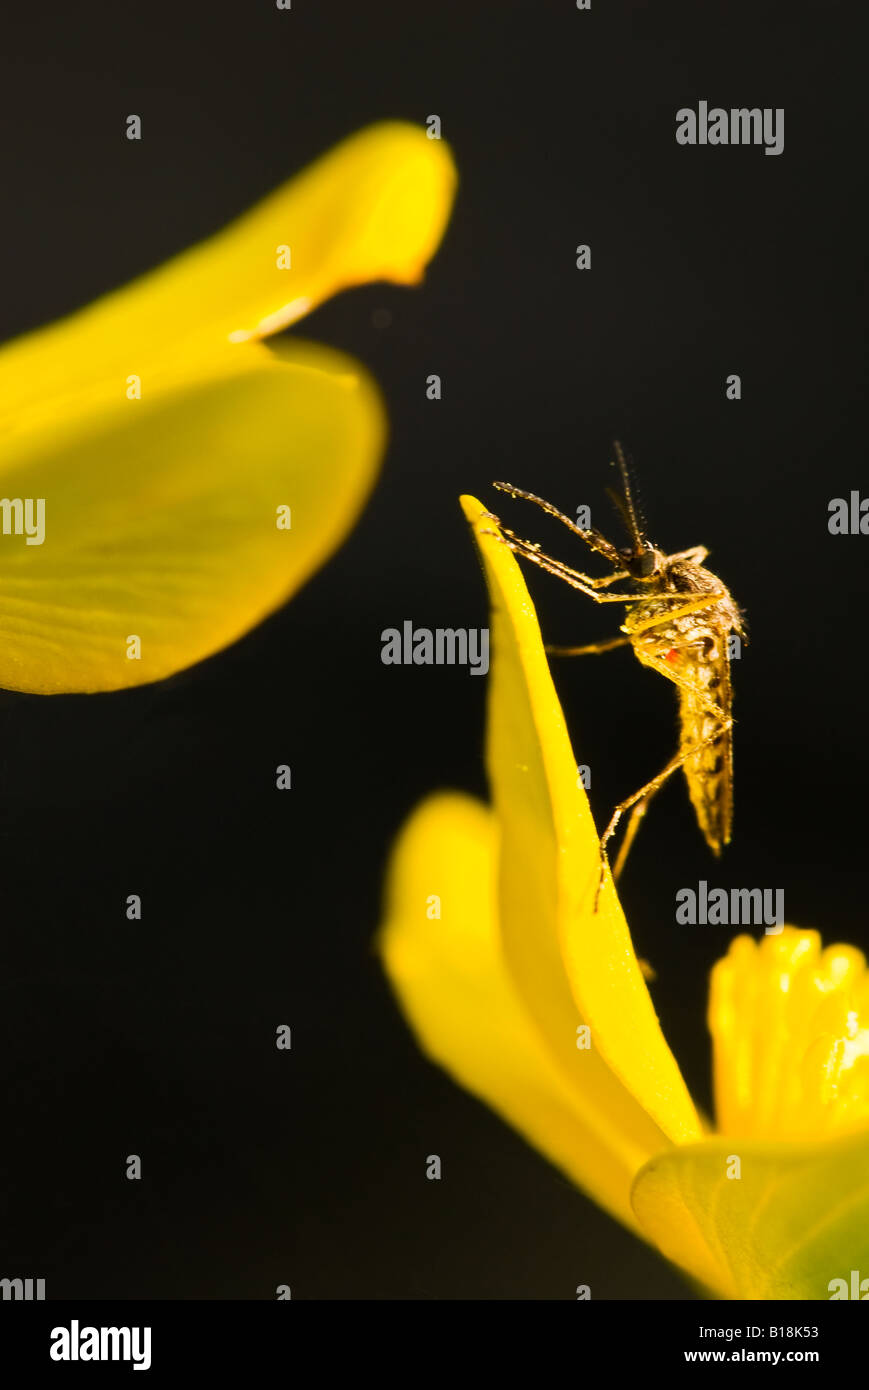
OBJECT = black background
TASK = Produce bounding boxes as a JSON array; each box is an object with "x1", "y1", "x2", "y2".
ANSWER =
[{"x1": 0, "y1": 0, "x2": 864, "y2": 1299}]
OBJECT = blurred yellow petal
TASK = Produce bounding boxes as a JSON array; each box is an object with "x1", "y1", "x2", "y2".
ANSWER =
[
  {"x1": 0, "y1": 121, "x2": 456, "y2": 441},
  {"x1": 710, "y1": 929, "x2": 869, "y2": 1140},
  {"x1": 380, "y1": 791, "x2": 663, "y2": 1229},
  {"x1": 0, "y1": 121, "x2": 455, "y2": 694},
  {"x1": 632, "y1": 1128, "x2": 869, "y2": 1299},
  {"x1": 460, "y1": 495, "x2": 701, "y2": 1145},
  {"x1": 0, "y1": 340, "x2": 383, "y2": 693}
]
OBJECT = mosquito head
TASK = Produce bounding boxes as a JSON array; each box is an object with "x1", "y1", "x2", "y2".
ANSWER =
[{"x1": 621, "y1": 541, "x2": 661, "y2": 580}]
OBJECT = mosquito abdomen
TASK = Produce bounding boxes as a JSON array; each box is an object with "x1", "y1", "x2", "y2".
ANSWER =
[{"x1": 678, "y1": 673, "x2": 733, "y2": 853}]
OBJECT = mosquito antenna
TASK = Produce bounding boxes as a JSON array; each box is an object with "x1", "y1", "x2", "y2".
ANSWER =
[
  {"x1": 605, "y1": 484, "x2": 634, "y2": 538},
  {"x1": 611, "y1": 441, "x2": 648, "y2": 550}
]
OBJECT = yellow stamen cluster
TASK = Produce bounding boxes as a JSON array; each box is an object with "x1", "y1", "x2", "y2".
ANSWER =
[{"x1": 709, "y1": 928, "x2": 869, "y2": 1139}]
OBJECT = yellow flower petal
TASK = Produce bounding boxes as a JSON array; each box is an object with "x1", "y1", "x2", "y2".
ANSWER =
[
  {"x1": 0, "y1": 122, "x2": 455, "y2": 693},
  {"x1": 710, "y1": 928, "x2": 869, "y2": 1140},
  {"x1": 0, "y1": 122, "x2": 457, "y2": 440},
  {"x1": 632, "y1": 1127, "x2": 869, "y2": 1299},
  {"x1": 0, "y1": 340, "x2": 383, "y2": 693},
  {"x1": 460, "y1": 495, "x2": 701, "y2": 1145},
  {"x1": 380, "y1": 791, "x2": 661, "y2": 1229}
]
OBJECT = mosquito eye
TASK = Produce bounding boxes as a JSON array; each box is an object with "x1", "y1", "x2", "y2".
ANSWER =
[{"x1": 635, "y1": 551, "x2": 656, "y2": 578}]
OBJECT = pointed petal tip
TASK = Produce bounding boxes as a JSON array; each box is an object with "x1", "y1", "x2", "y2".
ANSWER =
[{"x1": 460, "y1": 481, "x2": 703, "y2": 1147}]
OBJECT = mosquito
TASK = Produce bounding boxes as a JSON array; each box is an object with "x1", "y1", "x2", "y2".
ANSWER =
[{"x1": 485, "y1": 442, "x2": 746, "y2": 884}]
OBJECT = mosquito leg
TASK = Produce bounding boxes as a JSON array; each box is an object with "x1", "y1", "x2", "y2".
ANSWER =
[
  {"x1": 624, "y1": 592, "x2": 726, "y2": 633},
  {"x1": 490, "y1": 483, "x2": 591, "y2": 535},
  {"x1": 482, "y1": 532, "x2": 723, "y2": 609},
  {"x1": 612, "y1": 793, "x2": 655, "y2": 880},
  {"x1": 602, "y1": 720, "x2": 735, "y2": 852},
  {"x1": 480, "y1": 530, "x2": 641, "y2": 601},
  {"x1": 482, "y1": 516, "x2": 629, "y2": 589},
  {"x1": 490, "y1": 482, "x2": 625, "y2": 567},
  {"x1": 664, "y1": 545, "x2": 709, "y2": 564},
  {"x1": 492, "y1": 483, "x2": 606, "y2": 541},
  {"x1": 545, "y1": 636, "x2": 631, "y2": 657},
  {"x1": 632, "y1": 647, "x2": 730, "y2": 721},
  {"x1": 596, "y1": 718, "x2": 734, "y2": 897}
]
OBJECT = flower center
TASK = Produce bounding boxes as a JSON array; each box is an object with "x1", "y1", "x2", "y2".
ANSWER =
[{"x1": 708, "y1": 928, "x2": 869, "y2": 1139}]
